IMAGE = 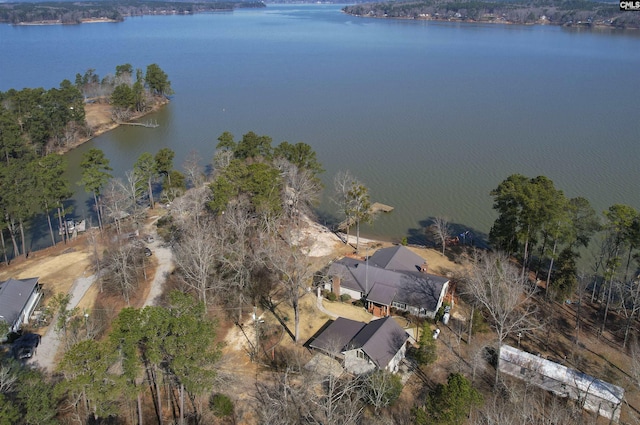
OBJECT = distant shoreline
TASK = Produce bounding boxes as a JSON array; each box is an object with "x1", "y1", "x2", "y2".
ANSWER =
[
  {"x1": 0, "y1": 1, "x2": 265, "y2": 26},
  {"x1": 343, "y1": 13, "x2": 638, "y2": 31},
  {"x1": 14, "y1": 17, "x2": 120, "y2": 26},
  {"x1": 342, "y1": 3, "x2": 640, "y2": 31}
]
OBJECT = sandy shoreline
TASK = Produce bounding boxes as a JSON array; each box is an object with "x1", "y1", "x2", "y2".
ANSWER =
[{"x1": 56, "y1": 97, "x2": 169, "y2": 154}]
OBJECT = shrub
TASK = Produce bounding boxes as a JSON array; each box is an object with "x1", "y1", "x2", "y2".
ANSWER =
[
  {"x1": 339, "y1": 294, "x2": 351, "y2": 303},
  {"x1": 353, "y1": 299, "x2": 365, "y2": 308},
  {"x1": 401, "y1": 236, "x2": 408, "y2": 246},
  {"x1": 415, "y1": 322, "x2": 437, "y2": 366},
  {"x1": 434, "y1": 302, "x2": 451, "y2": 323},
  {"x1": 209, "y1": 393, "x2": 234, "y2": 417},
  {"x1": 326, "y1": 292, "x2": 337, "y2": 302},
  {"x1": 471, "y1": 308, "x2": 489, "y2": 334}
]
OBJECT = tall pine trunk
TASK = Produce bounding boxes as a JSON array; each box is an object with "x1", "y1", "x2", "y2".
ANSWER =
[
  {"x1": 147, "y1": 178, "x2": 154, "y2": 209},
  {"x1": 7, "y1": 218, "x2": 19, "y2": 257},
  {"x1": 93, "y1": 191, "x2": 103, "y2": 230},
  {"x1": 19, "y1": 219, "x2": 26, "y2": 258},
  {"x1": 57, "y1": 206, "x2": 67, "y2": 244},
  {"x1": 521, "y1": 233, "x2": 530, "y2": 281},
  {"x1": 545, "y1": 239, "x2": 558, "y2": 300},
  {"x1": 45, "y1": 201, "x2": 56, "y2": 247},
  {"x1": 0, "y1": 228, "x2": 8, "y2": 265},
  {"x1": 623, "y1": 280, "x2": 640, "y2": 348}
]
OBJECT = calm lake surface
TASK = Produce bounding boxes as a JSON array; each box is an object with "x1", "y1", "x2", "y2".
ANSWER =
[{"x1": 1, "y1": 4, "x2": 639, "y2": 249}]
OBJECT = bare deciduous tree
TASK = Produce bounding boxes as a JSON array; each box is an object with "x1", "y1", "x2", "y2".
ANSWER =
[
  {"x1": 276, "y1": 158, "x2": 321, "y2": 227},
  {"x1": 173, "y1": 218, "x2": 221, "y2": 306},
  {"x1": 463, "y1": 251, "x2": 540, "y2": 386},
  {"x1": 216, "y1": 203, "x2": 256, "y2": 322},
  {"x1": 255, "y1": 368, "x2": 311, "y2": 425},
  {"x1": 312, "y1": 373, "x2": 364, "y2": 425},
  {"x1": 333, "y1": 170, "x2": 356, "y2": 244},
  {"x1": 264, "y1": 233, "x2": 316, "y2": 343},
  {"x1": 183, "y1": 150, "x2": 206, "y2": 188},
  {"x1": 430, "y1": 216, "x2": 452, "y2": 256},
  {"x1": 101, "y1": 242, "x2": 143, "y2": 305}
]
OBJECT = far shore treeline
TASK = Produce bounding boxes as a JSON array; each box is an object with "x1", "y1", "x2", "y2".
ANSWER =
[
  {"x1": 343, "y1": 0, "x2": 640, "y2": 29},
  {"x1": 0, "y1": 1, "x2": 265, "y2": 25}
]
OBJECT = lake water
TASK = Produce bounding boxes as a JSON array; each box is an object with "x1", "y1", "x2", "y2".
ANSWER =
[{"x1": 1, "y1": 4, "x2": 639, "y2": 249}]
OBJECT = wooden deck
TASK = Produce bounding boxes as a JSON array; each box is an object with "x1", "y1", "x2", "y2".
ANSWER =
[
  {"x1": 370, "y1": 202, "x2": 394, "y2": 213},
  {"x1": 337, "y1": 202, "x2": 394, "y2": 231}
]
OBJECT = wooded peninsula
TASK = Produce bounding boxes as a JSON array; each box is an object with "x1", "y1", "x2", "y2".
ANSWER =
[
  {"x1": 0, "y1": 0, "x2": 265, "y2": 25},
  {"x1": 343, "y1": 0, "x2": 640, "y2": 29}
]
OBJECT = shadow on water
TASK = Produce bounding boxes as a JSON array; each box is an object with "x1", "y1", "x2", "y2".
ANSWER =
[
  {"x1": 3, "y1": 199, "x2": 88, "y2": 260},
  {"x1": 406, "y1": 217, "x2": 490, "y2": 251},
  {"x1": 313, "y1": 209, "x2": 341, "y2": 231}
]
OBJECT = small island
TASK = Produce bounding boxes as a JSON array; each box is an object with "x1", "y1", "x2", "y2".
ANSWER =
[{"x1": 343, "y1": 0, "x2": 640, "y2": 30}]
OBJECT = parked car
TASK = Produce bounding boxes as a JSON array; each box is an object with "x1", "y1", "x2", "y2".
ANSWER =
[
  {"x1": 13, "y1": 332, "x2": 40, "y2": 360},
  {"x1": 432, "y1": 328, "x2": 441, "y2": 339},
  {"x1": 442, "y1": 305, "x2": 451, "y2": 325}
]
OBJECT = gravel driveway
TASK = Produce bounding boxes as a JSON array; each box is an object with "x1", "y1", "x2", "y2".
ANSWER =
[{"x1": 30, "y1": 273, "x2": 96, "y2": 372}]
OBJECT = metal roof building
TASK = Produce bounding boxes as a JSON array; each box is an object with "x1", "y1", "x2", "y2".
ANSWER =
[{"x1": 499, "y1": 344, "x2": 624, "y2": 422}]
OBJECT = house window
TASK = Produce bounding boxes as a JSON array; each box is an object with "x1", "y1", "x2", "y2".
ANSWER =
[
  {"x1": 357, "y1": 350, "x2": 366, "y2": 360},
  {"x1": 392, "y1": 302, "x2": 406, "y2": 310}
]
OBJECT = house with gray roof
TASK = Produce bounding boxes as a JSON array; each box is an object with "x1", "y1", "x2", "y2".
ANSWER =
[
  {"x1": 309, "y1": 316, "x2": 409, "y2": 375},
  {"x1": 0, "y1": 277, "x2": 42, "y2": 336},
  {"x1": 326, "y1": 246, "x2": 449, "y2": 318}
]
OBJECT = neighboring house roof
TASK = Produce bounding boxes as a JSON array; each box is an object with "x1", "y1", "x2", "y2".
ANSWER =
[
  {"x1": 328, "y1": 246, "x2": 449, "y2": 313},
  {"x1": 310, "y1": 316, "x2": 409, "y2": 370},
  {"x1": 368, "y1": 245, "x2": 426, "y2": 272},
  {"x1": 310, "y1": 317, "x2": 365, "y2": 355},
  {"x1": 0, "y1": 277, "x2": 39, "y2": 328}
]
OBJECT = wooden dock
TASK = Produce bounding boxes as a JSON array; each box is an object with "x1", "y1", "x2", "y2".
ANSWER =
[
  {"x1": 119, "y1": 119, "x2": 159, "y2": 128},
  {"x1": 337, "y1": 202, "x2": 394, "y2": 231},
  {"x1": 371, "y1": 202, "x2": 394, "y2": 213}
]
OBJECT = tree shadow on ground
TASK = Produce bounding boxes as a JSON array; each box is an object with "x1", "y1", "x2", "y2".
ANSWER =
[{"x1": 260, "y1": 297, "x2": 296, "y2": 343}]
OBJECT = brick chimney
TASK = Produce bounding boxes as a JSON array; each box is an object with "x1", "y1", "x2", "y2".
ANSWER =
[
  {"x1": 332, "y1": 276, "x2": 341, "y2": 296},
  {"x1": 421, "y1": 261, "x2": 428, "y2": 273}
]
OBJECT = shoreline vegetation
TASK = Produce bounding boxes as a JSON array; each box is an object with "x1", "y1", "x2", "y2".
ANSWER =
[
  {"x1": 0, "y1": 0, "x2": 266, "y2": 25},
  {"x1": 69, "y1": 95, "x2": 169, "y2": 155},
  {"x1": 342, "y1": 0, "x2": 640, "y2": 30}
]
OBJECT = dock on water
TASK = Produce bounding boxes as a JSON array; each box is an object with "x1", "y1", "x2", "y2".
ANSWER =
[
  {"x1": 370, "y1": 202, "x2": 394, "y2": 213},
  {"x1": 337, "y1": 202, "x2": 394, "y2": 231},
  {"x1": 119, "y1": 119, "x2": 159, "y2": 128}
]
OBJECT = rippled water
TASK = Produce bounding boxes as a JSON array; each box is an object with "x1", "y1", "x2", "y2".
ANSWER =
[{"x1": 1, "y1": 4, "x2": 638, "y2": 248}]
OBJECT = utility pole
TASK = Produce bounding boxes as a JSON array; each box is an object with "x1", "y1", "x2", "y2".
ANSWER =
[{"x1": 254, "y1": 306, "x2": 259, "y2": 362}]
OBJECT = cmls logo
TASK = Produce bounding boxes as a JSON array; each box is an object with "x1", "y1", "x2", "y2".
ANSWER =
[{"x1": 620, "y1": 0, "x2": 640, "y2": 10}]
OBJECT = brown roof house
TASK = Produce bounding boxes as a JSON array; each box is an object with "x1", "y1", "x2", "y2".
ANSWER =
[
  {"x1": 326, "y1": 246, "x2": 449, "y2": 318},
  {"x1": 0, "y1": 277, "x2": 42, "y2": 338},
  {"x1": 309, "y1": 316, "x2": 409, "y2": 375}
]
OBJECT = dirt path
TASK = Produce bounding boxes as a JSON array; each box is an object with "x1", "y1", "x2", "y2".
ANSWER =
[{"x1": 142, "y1": 219, "x2": 174, "y2": 307}]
